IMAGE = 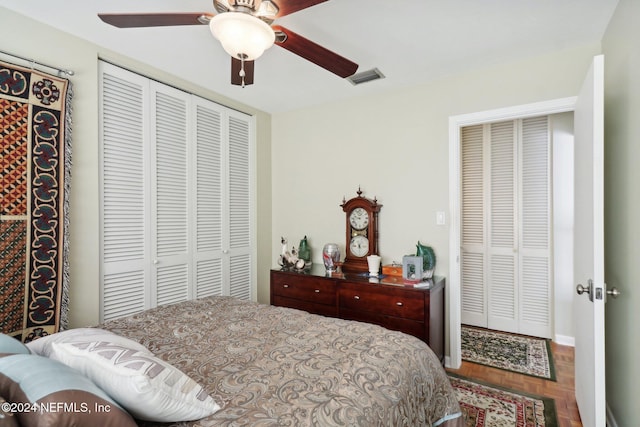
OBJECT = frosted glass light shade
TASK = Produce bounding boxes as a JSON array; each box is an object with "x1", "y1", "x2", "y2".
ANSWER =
[{"x1": 209, "y1": 12, "x2": 275, "y2": 60}]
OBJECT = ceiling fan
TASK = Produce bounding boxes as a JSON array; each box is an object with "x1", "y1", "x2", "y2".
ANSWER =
[{"x1": 98, "y1": 0, "x2": 359, "y2": 87}]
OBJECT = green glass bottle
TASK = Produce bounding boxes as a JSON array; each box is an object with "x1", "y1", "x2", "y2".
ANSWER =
[{"x1": 298, "y1": 236, "x2": 311, "y2": 263}]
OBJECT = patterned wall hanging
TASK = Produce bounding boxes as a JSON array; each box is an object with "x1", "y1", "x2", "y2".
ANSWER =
[{"x1": 0, "y1": 60, "x2": 72, "y2": 342}]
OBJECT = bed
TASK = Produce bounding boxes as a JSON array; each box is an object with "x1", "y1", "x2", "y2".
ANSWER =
[
  {"x1": 98, "y1": 296, "x2": 462, "y2": 426},
  {"x1": 3, "y1": 296, "x2": 462, "y2": 426}
]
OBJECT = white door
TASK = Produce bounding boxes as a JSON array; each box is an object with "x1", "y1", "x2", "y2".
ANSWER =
[
  {"x1": 151, "y1": 84, "x2": 191, "y2": 307},
  {"x1": 99, "y1": 62, "x2": 256, "y2": 322},
  {"x1": 226, "y1": 112, "x2": 254, "y2": 300},
  {"x1": 100, "y1": 64, "x2": 149, "y2": 320},
  {"x1": 573, "y1": 54, "x2": 605, "y2": 427},
  {"x1": 460, "y1": 118, "x2": 552, "y2": 338}
]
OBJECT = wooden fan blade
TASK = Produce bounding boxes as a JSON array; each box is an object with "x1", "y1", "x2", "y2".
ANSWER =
[
  {"x1": 275, "y1": 0, "x2": 329, "y2": 17},
  {"x1": 98, "y1": 13, "x2": 212, "y2": 28},
  {"x1": 273, "y1": 25, "x2": 358, "y2": 78},
  {"x1": 231, "y1": 57, "x2": 255, "y2": 86}
]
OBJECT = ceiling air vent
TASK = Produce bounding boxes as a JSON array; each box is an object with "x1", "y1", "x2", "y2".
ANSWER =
[{"x1": 347, "y1": 68, "x2": 385, "y2": 86}]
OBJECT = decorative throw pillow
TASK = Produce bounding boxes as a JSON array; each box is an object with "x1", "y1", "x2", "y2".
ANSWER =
[
  {"x1": 47, "y1": 341, "x2": 221, "y2": 422},
  {"x1": 0, "y1": 334, "x2": 30, "y2": 355},
  {"x1": 0, "y1": 354, "x2": 136, "y2": 427},
  {"x1": 26, "y1": 328, "x2": 148, "y2": 357}
]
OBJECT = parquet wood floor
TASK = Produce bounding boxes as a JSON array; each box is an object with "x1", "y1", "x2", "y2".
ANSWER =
[{"x1": 446, "y1": 342, "x2": 582, "y2": 426}]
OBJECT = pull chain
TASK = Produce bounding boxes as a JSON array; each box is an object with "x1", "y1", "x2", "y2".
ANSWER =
[{"x1": 239, "y1": 54, "x2": 247, "y2": 88}]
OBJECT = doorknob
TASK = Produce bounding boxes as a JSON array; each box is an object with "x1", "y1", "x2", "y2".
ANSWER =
[
  {"x1": 607, "y1": 287, "x2": 621, "y2": 299},
  {"x1": 576, "y1": 283, "x2": 590, "y2": 295},
  {"x1": 576, "y1": 279, "x2": 595, "y2": 302}
]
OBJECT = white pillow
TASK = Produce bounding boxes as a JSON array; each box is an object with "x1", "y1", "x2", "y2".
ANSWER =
[
  {"x1": 47, "y1": 340, "x2": 221, "y2": 422},
  {"x1": 26, "y1": 328, "x2": 149, "y2": 356}
]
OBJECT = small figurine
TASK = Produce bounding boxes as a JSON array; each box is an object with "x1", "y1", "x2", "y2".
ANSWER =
[
  {"x1": 278, "y1": 237, "x2": 306, "y2": 270},
  {"x1": 416, "y1": 242, "x2": 436, "y2": 279}
]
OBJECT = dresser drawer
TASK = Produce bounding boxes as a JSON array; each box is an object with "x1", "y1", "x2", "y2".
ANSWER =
[
  {"x1": 271, "y1": 274, "x2": 336, "y2": 306},
  {"x1": 272, "y1": 295, "x2": 338, "y2": 317},
  {"x1": 340, "y1": 309, "x2": 425, "y2": 340},
  {"x1": 338, "y1": 282, "x2": 424, "y2": 321}
]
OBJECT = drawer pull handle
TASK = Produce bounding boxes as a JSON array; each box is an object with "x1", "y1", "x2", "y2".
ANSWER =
[
  {"x1": 354, "y1": 295, "x2": 360, "y2": 300},
  {"x1": 314, "y1": 289, "x2": 320, "y2": 293},
  {"x1": 396, "y1": 302, "x2": 403, "y2": 306},
  {"x1": 283, "y1": 284, "x2": 289, "y2": 288}
]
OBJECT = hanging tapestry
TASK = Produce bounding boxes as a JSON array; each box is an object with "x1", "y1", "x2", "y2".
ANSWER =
[{"x1": 0, "y1": 60, "x2": 72, "y2": 342}]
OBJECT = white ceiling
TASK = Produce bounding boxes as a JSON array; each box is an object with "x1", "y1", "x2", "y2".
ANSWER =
[{"x1": 0, "y1": 0, "x2": 618, "y2": 113}]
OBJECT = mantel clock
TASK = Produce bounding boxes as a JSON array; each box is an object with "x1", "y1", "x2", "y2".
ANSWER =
[{"x1": 341, "y1": 188, "x2": 382, "y2": 273}]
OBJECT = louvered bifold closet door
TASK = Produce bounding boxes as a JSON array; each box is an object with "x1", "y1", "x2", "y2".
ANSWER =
[
  {"x1": 460, "y1": 125, "x2": 486, "y2": 327},
  {"x1": 487, "y1": 121, "x2": 519, "y2": 333},
  {"x1": 193, "y1": 97, "x2": 224, "y2": 298},
  {"x1": 100, "y1": 63, "x2": 149, "y2": 321},
  {"x1": 151, "y1": 84, "x2": 191, "y2": 307},
  {"x1": 518, "y1": 116, "x2": 552, "y2": 338},
  {"x1": 100, "y1": 63, "x2": 256, "y2": 321},
  {"x1": 460, "y1": 117, "x2": 552, "y2": 338},
  {"x1": 226, "y1": 111, "x2": 254, "y2": 301}
]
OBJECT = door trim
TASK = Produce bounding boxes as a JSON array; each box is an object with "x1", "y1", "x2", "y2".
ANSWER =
[{"x1": 447, "y1": 97, "x2": 576, "y2": 368}]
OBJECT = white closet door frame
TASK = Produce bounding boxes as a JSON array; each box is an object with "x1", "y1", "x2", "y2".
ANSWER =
[{"x1": 448, "y1": 97, "x2": 576, "y2": 369}]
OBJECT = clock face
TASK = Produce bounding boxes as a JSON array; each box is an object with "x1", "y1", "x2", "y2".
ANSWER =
[
  {"x1": 349, "y1": 235, "x2": 369, "y2": 257},
  {"x1": 349, "y1": 207, "x2": 369, "y2": 230}
]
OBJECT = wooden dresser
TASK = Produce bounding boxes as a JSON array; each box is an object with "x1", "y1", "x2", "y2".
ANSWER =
[{"x1": 270, "y1": 266, "x2": 445, "y2": 363}]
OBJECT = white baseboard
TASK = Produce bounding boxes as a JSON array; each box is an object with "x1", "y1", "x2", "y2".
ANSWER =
[
  {"x1": 554, "y1": 334, "x2": 575, "y2": 347},
  {"x1": 606, "y1": 403, "x2": 619, "y2": 427}
]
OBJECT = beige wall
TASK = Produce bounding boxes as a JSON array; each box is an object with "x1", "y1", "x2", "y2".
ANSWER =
[
  {"x1": 271, "y1": 43, "x2": 600, "y2": 351},
  {"x1": 0, "y1": 7, "x2": 272, "y2": 327},
  {"x1": 602, "y1": 0, "x2": 640, "y2": 424}
]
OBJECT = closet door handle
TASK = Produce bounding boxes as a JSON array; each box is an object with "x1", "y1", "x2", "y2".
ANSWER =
[
  {"x1": 354, "y1": 295, "x2": 360, "y2": 300},
  {"x1": 314, "y1": 289, "x2": 320, "y2": 293},
  {"x1": 396, "y1": 302, "x2": 403, "y2": 307}
]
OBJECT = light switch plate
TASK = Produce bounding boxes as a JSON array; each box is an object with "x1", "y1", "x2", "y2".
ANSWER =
[{"x1": 436, "y1": 211, "x2": 446, "y2": 225}]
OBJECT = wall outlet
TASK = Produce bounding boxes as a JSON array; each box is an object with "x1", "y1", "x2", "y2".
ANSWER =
[{"x1": 436, "y1": 211, "x2": 446, "y2": 225}]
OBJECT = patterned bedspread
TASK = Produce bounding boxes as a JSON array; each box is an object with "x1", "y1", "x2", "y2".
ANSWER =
[{"x1": 100, "y1": 296, "x2": 462, "y2": 427}]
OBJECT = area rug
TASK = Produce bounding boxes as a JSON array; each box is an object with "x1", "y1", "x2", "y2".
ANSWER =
[
  {"x1": 461, "y1": 326, "x2": 556, "y2": 381},
  {"x1": 0, "y1": 59, "x2": 72, "y2": 342},
  {"x1": 448, "y1": 373, "x2": 558, "y2": 427}
]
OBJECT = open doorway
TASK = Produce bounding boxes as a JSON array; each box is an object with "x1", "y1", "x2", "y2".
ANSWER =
[{"x1": 447, "y1": 97, "x2": 576, "y2": 368}]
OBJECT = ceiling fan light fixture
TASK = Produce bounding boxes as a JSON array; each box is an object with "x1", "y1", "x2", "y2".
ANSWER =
[
  {"x1": 255, "y1": 0, "x2": 279, "y2": 18},
  {"x1": 209, "y1": 12, "x2": 275, "y2": 60}
]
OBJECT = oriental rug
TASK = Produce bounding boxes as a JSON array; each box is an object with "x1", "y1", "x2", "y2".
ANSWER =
[
  {"x1": 461, "y1": 326, "x2": 556, "y2": 381},
  {"x1": 448, "y1": 373, "x2": 558, "y2": 427},
  {"x1": 0, "y1": 60, "x2": 72, "y2": 342}
]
